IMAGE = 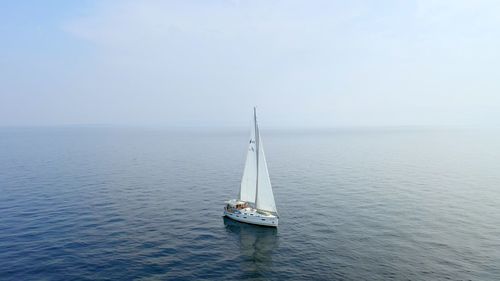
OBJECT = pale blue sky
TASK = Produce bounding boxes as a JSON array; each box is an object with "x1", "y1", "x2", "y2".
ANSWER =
[{"x1": 1, "y1": 0, "x2": 499, "y2": 127}]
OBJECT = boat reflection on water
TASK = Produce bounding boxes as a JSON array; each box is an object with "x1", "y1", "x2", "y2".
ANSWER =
[{"x1": 223, "y1": 217, "x2": 279, "y2": 276}]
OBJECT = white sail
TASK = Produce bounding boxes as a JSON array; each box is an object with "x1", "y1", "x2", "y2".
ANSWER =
[
  {"x1": 255, "y1": 135, "x2": 277, "y2": 213},
  {"x1": 239, "y1": 126, "x2": 257, "y2": 203}
]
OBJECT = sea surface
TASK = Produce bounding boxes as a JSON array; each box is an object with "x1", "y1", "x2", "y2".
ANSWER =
[{"x1": 1, "y1": 127, "x2": 499, "y2": 281}]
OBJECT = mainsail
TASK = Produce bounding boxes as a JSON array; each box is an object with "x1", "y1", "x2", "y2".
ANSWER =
[
  {"x1": 239, "y1": 108, "x2": 277, "y2": 213},
  {"x1": 255, "y1": 135, "x2": 277, "y2": 213}
]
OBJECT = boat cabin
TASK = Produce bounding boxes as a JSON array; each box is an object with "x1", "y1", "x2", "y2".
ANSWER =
[{"x1": 225, "y1": 200, "x2": 249, "y2": 212}]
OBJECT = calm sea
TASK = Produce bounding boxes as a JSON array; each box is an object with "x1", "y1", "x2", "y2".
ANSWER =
[{"x1": 1, "y1": 127, "x2": 499, "y2": 280}]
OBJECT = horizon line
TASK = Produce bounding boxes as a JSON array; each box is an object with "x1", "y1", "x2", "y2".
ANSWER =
[{"x1": 0, "y1": 124, "x2": 498, "y2": 130}]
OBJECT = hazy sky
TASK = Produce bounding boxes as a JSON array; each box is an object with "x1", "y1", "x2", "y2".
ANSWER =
[{"x1": 1, "y1": 0, "x2": 499, "y2": 127}]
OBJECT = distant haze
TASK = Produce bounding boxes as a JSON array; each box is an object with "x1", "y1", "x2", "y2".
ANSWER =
[{"x1": 1, "y1": 1, "x2": 499, "y2": 128}]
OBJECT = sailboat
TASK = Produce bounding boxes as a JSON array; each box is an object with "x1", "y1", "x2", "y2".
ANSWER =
[{"x1": 224, "y1": 107, "x2": 279, "y2": 227}]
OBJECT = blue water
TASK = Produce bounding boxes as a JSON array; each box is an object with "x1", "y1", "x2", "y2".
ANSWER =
[{"x1": 1, "y1": 127, "x2": 499, "y2": 280}]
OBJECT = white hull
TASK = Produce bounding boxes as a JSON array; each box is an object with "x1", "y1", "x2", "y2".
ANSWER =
[{"x1": 224, "y1": 206, "x2": 278, "y2": 227}]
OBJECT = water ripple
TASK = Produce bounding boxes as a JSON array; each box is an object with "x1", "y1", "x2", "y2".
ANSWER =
[{"x1": 1, "y1": 128, "x2": 499, "y2": 280}]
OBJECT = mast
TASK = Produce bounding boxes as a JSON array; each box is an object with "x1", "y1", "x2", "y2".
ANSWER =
[{"x1": 254, "y1": 107, "x2": 260, "y2": 207}]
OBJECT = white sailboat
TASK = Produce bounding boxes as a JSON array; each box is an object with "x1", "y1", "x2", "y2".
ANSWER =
[{"x1": 224, "y1": 107, "x2": 279, "y2": 227}]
